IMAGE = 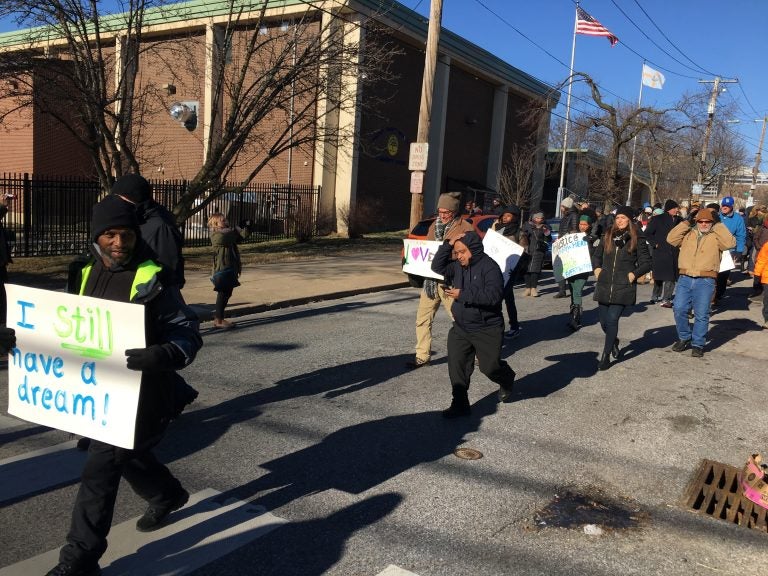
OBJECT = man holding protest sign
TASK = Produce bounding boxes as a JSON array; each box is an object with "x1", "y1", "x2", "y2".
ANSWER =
[{"x1": 41, "y1": 195, "x2": 203, "y2": 576}]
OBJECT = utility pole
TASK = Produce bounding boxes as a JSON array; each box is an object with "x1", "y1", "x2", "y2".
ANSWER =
[
  {"x1": 750, "y1": 115, "x2": 768, "y2": 205},
  {"x1": 409, "y1": 0, "x2": 443, "y2": 229},
  {"x1": 693, "y1": 77, "x2": 737, "y2": 206}
]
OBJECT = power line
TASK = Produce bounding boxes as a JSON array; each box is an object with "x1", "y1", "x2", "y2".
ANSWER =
[
  {"x1": 609, "y1": 0, "x2": 714, "y2": 77},
  {"x1": 629, "y1": 0, "x2": 718, "y2": 77}
]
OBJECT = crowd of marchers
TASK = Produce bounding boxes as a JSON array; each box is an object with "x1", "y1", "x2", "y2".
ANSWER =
[{"x1": 405, "y1": 191, "x2": 768, "y2": 418}]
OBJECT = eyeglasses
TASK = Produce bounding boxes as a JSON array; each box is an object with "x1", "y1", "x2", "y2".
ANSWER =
[
  {"x1": 437, "y1": 210, "x2": 454, "y2": 216},
  {"x1": 697, "y1": 220, "x2": 713, "y2": 224}
]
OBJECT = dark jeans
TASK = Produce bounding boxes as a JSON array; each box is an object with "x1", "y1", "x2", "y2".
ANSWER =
[
  {"x1": 447, "y1": 323, "x2": 515, "y2": 390},
  {"x1": 651, "y1": 280, "x2": 675, "y2": 302},
  {"x1": 215, "y1": 288, "x2": 233, "y2": 319},
  {"x1": 715, "y1": 270, "x2": 730, "y2": 300},
  {"x1": 524, "y1": 272, "x2": 540, "y2": 289},
  {"x1": 597, "y1": 303, "x2": 625, "y2": 357},
  {"x1": 502, "y1": 282, "x2": 519, "y2": 331},
  {"x1": 59, "y1": 440, "x2": 183, "y2": 567}
]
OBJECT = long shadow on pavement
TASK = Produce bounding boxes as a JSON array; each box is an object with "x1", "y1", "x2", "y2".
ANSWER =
[
  {"x1": 512, "y1": 351, "x2": 597, "y2": 399},
  {"x1": 206, "y1": 393, "x2": 498, "y2": 511}
]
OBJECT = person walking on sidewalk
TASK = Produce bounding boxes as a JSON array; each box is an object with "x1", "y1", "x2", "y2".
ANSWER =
[
  {"x1": 45, "y1": 195, "x2": 202, "y2": 576},
  {"x1": 208, "y1": 212, "x2": 250, "y2": 329},
  {"x1": 644, "y1": 199, "x2": 681, "y2": 307},
  {"x1": 591, "y1": 206, "x2": 652, "y2": 371},
  {"x1": 521, "y1": 212, "x2": 550, "y2": 297},
  {"x1": 566, "y1": 214, "x2": 599, "y2": 331},
  {"x1": 431, "y1": 231, "x2": 516, "y2": 417},
  {"x1": 407, "y1": 192, "x2": 474, "y2": 369},
  {"x1": 491, "y1": 204, "x2": 528, "y2": 338},
  {"x1": 667, "y1": 207, "x2": 736, "y2": 358}
]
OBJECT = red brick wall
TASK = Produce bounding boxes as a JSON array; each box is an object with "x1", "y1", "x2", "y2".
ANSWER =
[
  {"x1": 0, "y1": 78, "x2": 34, "y2": 174},
  {"x1": 135, "y1": 32, "x2": 207, "y2": 179},
  {"x1": 222, "y1": 21, "x2": 318, "y2": 185}
]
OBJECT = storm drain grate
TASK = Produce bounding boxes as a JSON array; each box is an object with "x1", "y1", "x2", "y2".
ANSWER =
[{"x1": 683, "y1": 458, "x2": 768, "y2": 533}]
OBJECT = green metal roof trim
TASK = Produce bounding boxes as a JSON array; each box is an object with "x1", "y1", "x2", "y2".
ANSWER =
[{"x1": 0, "y1": 0, "x2": 557, "y2": 102}]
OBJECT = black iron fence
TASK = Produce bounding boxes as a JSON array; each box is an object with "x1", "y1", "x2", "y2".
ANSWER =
[{"x1": 0, "y1": 173, "x2": 321, "y2": 256}]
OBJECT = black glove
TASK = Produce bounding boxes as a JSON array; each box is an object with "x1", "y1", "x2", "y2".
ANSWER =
[
  {"x1": 125, "y1": 344, "x2": 174, "y2": 372},
  {"x1": 0, "y1": 327, "x2": 15, "y2": 355}
]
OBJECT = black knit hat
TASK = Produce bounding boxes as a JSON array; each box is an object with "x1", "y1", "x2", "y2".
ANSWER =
[
  {"x1": 663, "y1": 199, "x2": 679, "y2": 212},
  {"x1": 91, "y1": 194, "x2": 140, "y2": 241},
  {"x1": 111, "y1": 173, "x2": 152, "y2": 204},
  {"x1": 615, "y1": 205, "x2": 635, "y2": 220}
]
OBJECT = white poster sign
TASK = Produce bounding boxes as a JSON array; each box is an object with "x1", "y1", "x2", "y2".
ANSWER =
[
  {"x1": 402, "y1": 239, "x2": 444, "y2": 280},
  {"x1": 482, "y1": 228, "x2": 525, "y2": 285},
  {"x1": 552, "y1": 233, "x2": 593, "y2": 281},
  {"x1": 6, "y1": 284, "x2": 146, "y2": 449},
  {"x1": 719, "y1": 249, "x2": 736, "y2": 272}
]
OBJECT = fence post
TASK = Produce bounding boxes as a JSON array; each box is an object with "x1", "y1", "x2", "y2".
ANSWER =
[{"x1": 23, "y1": 173, "x2": 31, "y2": 257}]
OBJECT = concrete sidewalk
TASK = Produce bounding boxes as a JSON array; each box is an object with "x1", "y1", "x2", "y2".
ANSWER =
[{"x1": 182, "y1": 248, "x2": 409, "y2": 322}]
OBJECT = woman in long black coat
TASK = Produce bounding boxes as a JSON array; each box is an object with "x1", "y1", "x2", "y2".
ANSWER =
[
  {"x1": 592, "y1": 206, "x2": 652, "y2": 371},
  {"x1": 522, "y1": 212, "x2": 551, "y2": 297},
  {"x1": 644, "y1": 200, "x2": 681, "y2": 306}
]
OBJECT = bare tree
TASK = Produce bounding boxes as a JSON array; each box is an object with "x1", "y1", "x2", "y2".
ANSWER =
[
  {"x1": 498, "y1": 142, "x2": 535, "y2": 209},
  {"x1": 0, "y1": 0, "x2": 397, "y2": 224}
]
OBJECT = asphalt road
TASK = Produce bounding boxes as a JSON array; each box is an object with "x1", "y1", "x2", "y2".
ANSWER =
[{"x1": 1, "y1": 273, "x2": 767, "y2": 576}]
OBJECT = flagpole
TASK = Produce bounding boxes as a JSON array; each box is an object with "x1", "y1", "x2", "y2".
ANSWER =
[
  {"x1": 557, "y1": 3, "x2": 578, "y2": 218},
  {"x1": 626, "y1": 62, "x2": 645, "y2": 206}
]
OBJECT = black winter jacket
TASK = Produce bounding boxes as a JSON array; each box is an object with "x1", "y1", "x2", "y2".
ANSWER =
[
  {"x1": 136, "y1": 200, "x2": 186, "y2": 288},
  {"x1": 79, "y1": 245, "x2": 202, "y2": 447},
  {"x1": 431, "y1": 232, "x2": 504, "y2": 332},
  {"x1": 591, "y1": 228, "x2": 652, "y2": 306}
]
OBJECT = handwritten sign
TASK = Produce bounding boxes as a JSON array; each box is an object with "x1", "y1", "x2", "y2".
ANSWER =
[
  {"x1": 402, "y1": 239, "x2": 444, "y2": 280},
  {"x1": 482, "y1": 228, "x2": 525, "y2": 285},
  {"x1": 552, "y1": 233, "x2": 593, "y2": 281},
  {"x1": 6, "y1": 284, "x2": 146, "y2": 449}
]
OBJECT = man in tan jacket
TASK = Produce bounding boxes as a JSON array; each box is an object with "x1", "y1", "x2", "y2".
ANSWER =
[
  {"x1": 666, "y1": 208, "x2": 735, "y2": 357},
  {"x1": 407, "y1": 192, "x2": 474, "y2": 369}
]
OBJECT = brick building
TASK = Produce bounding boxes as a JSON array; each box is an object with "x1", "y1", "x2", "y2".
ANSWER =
[{"x1": 0, "y1": 0, "x2": 555, "y2": 233}]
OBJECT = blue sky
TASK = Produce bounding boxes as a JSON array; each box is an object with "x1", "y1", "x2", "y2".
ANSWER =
[
  {"x1": 2, "y1": 1, "x2": 766, "y2": 160},
  {"x1": 402, "y1": 0, "x2": 768, "y2": 159}
]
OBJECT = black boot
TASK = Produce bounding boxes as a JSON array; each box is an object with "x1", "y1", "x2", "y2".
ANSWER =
[
  {"x1": 443, "y1": 385, "x2": 471, "y2": 418},
  {"x1": 598, "y1": 353, "x2": 611, "y2": 371},
  {"x1": 611, "y1": 338, "x2": 621, "y2": 359},
  {"x1": 567, "y1": 304, "x2": 582, "y2": 331}
]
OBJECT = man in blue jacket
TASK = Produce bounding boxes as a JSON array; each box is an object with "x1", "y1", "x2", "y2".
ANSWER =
[
  {"x1": 431, "y1": 232, "x2": 516, "y2": 418},
  {"x1": 715, "y1": 196, "x2": 746, "y2": 304}
]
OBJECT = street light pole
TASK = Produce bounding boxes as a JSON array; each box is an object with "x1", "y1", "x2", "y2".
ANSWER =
[
  {"x1": 409, "y1": 0, "x2": 443, "y2": 229},
  {"x1": 750, "y1": 115, "x2": 767, "y2": 204}
]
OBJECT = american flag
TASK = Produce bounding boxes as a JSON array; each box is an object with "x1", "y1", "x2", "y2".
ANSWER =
[{"x1": 576, "y1": 6, "x2": 618, "y2": 46}]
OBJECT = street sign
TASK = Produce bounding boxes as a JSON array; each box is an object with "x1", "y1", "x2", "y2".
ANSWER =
[
  {"x1": 410, "y1": 171, "x2": 424, "y2": 194},
  {"x1": 409, "y1": 142, "x2": 429, "y2": 171},
  {"x1": 691, "y1": 183, "x2": 704, "y2": 196}
]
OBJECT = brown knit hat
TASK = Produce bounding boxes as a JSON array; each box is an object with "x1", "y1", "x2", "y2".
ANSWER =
[
  {"x1": 695, "y1": 208, "x2": 716, "y2": 222},
  {"x1": 437, "y1": 192, "x2": 462, "y2": 213}
]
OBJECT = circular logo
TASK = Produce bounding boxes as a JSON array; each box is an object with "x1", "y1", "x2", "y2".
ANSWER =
[{"x1": 386, "y1": 134, "x2": 399, "y2": 157}]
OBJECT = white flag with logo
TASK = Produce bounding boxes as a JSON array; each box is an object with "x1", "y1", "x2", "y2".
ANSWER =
[{"x1": 642, "y1": 64, "x2": 665, "y2": 90}]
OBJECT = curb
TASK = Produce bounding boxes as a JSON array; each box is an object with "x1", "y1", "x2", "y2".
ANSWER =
[{"x1": 190, "y1": 281, "x2": 411, "y2": 323}]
